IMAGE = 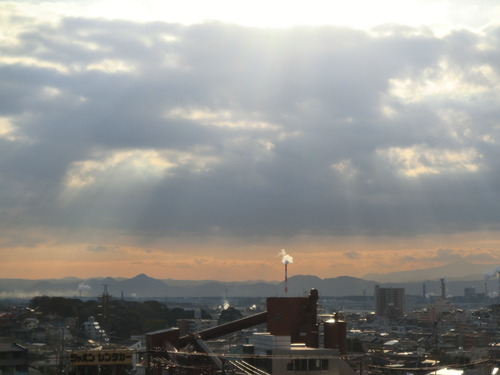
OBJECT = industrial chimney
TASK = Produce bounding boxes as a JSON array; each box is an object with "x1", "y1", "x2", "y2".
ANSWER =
[{"x1": 440, "y1": 278, "x2": 446, "y2": 300}]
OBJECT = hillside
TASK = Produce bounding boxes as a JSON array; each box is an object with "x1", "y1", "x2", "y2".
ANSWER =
[{"x1": 1, "y1": 267, "x2": 498, "y2": 298}]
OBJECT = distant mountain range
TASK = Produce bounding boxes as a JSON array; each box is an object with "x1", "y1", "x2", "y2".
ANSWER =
[
  {"x1": 363, "y1": 260, "x2": 497, "y2": 283},
  {"x1": 0, "y1": 261, "x2": 499, "y2": 299}
]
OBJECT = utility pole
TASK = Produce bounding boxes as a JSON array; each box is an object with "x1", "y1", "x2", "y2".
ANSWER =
[{"x1": 98, "y1": 284, "x2": 111, "y2": 340}]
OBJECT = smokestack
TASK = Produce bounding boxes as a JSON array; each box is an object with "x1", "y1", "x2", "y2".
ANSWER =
[
  {"x1": 484, "y1": 267, "x2": 500, "y2": 301},
  {"x1": 285, "y1": 263, "x2": 288, "y2": 295},
  {"x1": 78, "y1": 282, "x2": 91, "y2": 298},
  {"x1": 423, "y1": 283, "x2": 426, "y2": 299},
  {"x1": 279, "y1": 249, "x2": 293, "y2": 296},
  {"x1": 441, "y1": 278, "x2": 446, "y2": 300},
  {"x1": 484, "y1": 272, "x2": 491, "y2": 299}
]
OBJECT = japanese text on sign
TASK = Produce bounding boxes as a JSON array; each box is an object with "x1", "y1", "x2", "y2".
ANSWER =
[{"x1": 68, "y1": 350, "x2": 133, "y2": 366}]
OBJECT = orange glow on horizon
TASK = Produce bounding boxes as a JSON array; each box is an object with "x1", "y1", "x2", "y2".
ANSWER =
[{"x1": 1, "y1": 231, "x2": 499, "y2": 281}]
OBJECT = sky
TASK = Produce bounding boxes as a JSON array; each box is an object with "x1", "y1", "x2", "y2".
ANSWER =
[{"x1": 1, "y1": 0, "x2": 500, "y2": 282}]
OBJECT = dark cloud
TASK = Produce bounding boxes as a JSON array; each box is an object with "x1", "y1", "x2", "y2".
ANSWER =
[
  {"x1": 430, "y1": 248, "x2": 465, "y2": 262},
  {"x1": 344, "y1": 251, "x2": 360, "y2": 260},
  {"x1": 86, "y1": 245, "x2": 109, "y2": 252},
  {"x1": 1, "y1": 19, "x2": 500, "y2": 244},
  {"x1": 400, "y1": 256, "x2": 418, "y2": 263}
]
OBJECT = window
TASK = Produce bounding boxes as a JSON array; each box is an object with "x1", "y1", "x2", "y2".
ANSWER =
[{"x1": 286, "y1": 358, "x2": 329, "y2": 371}]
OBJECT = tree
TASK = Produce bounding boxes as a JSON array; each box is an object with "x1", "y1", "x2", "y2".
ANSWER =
[{"x1": 218, "y1": 307, "x2": 243, "y2": 324}]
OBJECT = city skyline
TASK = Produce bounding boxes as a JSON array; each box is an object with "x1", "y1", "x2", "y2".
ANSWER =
[{"x1": 1, "y1": 0, "x2": 500, "y2": 281}]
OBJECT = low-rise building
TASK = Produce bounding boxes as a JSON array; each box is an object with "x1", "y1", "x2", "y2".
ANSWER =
[
  {"x1": 178, "y1": 319, "x2": 218, "y2": 336},
  {"x1": 83, "y1": 316, "x2": 108, "y2": 343},
  {"x1": 0, "y1": 343, "x2": 28, "y2": 375}
]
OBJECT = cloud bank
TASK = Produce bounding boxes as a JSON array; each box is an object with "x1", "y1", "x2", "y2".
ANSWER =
[{"x1": 1, "y1": 4, "x2": 500, "y2": 278}]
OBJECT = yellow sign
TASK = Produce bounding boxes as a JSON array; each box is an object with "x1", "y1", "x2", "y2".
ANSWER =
[{"x1": 68, "y1": 350, "x2": 133, "y2": 366}]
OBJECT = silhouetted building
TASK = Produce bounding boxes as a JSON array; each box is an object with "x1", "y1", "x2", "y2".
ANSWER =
[
  {"x1": 464, "y1": 287, "x2": 476, "y2": 298},
  {"x1": 374, "y1": 285, "x2": 405, "y2": 318},
  {"x1": 145, "y1": 289, "x2": 354, "y2": 375},
  {"x1": 178, "y1": 319, "x2": 217, "y2": 336},
  {"x1": 0, "y1": 343, "x2": 28, "y2": 375}
]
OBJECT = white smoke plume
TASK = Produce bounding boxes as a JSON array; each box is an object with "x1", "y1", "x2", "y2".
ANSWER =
[
  {"x1": 279, "y1": 249, "x2": 294, "y2": 265},
  {"x1": 78, "y1": 282, "x2": 91, "y2": 290},
  {"x1": 218, "y1": 301, "x2": 230, "y2": 310},
  {"x1": 484, "y1": 266, "x2": 500, "y2": 280}
]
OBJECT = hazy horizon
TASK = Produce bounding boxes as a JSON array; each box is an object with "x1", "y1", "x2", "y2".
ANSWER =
[{"x1": 1, "y1": 0, "x2": 500, "y2": 281}]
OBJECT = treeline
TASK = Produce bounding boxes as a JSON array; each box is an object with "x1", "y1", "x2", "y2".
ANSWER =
[{"x1": 30, "y1": 296, "x2": 212, "y2": 341}]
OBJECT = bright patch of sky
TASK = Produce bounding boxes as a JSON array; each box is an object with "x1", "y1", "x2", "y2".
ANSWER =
[{"x1": 3, "y1": 0, "x2": 499, "y2": 31}]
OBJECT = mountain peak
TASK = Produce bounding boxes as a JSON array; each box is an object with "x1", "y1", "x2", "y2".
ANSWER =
[{"x1": 131, "y1": 273, "x2": 151, "y2": 280}]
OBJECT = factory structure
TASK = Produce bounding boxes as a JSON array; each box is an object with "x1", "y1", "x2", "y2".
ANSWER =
[
  {"x1": 6, "y1": 261, "x2": 500, "y2": 375},
  {"x1": 143, "y1": 289, "x2": 354, "y2": 375}
]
